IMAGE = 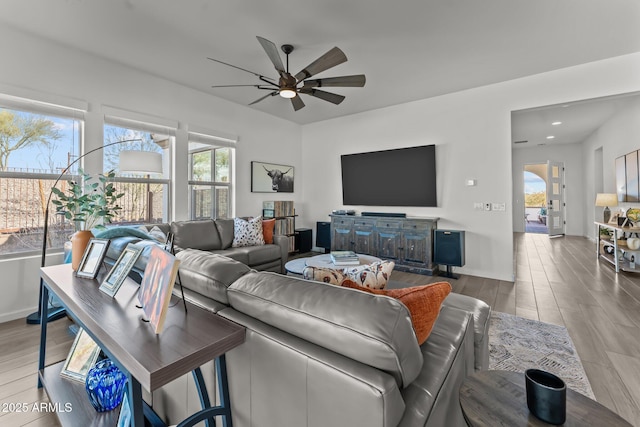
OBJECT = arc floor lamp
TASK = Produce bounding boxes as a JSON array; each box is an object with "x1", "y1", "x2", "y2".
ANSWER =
[{"x1": 26, "y1": 139, "x2": 163, "y2": 324}]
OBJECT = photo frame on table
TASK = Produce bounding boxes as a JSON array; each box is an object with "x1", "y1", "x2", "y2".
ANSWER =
[
  {"x1": 99, "y1": 244, "x2": 143, "y2": 297},
  {"x1": 138, "y1": 245, "x2": 181, "y2": 334},
  {"x1": 76, "y1": 238, "x2": 111, "y2": 279},
  {"x1": 60, "y1": 328, "x2": 101, "y2": 382},
  {"x1": 117, "y1": 389, "x2": 131, "y2": 427},
  {"x1": 251, "y1": 161, "x2": 294, "y2": 193},
  {"x1": 609, "y1": 213, "x2": 621, "y2": 225}
]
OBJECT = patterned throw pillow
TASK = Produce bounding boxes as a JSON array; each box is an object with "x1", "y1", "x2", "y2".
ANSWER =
[
  {"x1": 341, "y1": 280, "x2": 452, "y2": 345},
  {"x1": 302, "y1": 266, "x2": 346, "y2": 285},
  {"x1": 342, "y1": 260, "x2": 395, "y2": 289},
  {"x1": 232, "y1": 217, "x2": 265, "y2": 247}
]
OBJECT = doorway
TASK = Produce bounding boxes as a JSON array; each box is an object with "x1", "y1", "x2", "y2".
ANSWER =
[{"x1": 524, "y1": 164, "x2": 548, "y2": 234}]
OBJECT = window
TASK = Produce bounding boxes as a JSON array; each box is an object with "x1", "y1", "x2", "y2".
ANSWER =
[
  {"x1": 188, "y1": 137, "x2": 233, "y2": 220},
  {"x1": 0, "y1": 103, "x2": 83, "y2": 256},
  {"x1": 103, "y1": 124, "x2": 171, "y2": 225}
]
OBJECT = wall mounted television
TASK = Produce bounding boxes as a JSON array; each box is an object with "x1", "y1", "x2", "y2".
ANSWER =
[{"x1": 341, "y1": 145, "x2": 437, "y2": 207}]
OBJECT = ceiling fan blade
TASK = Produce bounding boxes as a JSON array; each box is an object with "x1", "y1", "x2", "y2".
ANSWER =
[
  {"x1": 256, "y1": 36, "x2": 286, "y2": 76},
  {"x1": 302, "y1": 74, "x2": 366, "y2": 88},
  {"x1": 211, "y1": 84, "x2": 267, "y2": 88},
  {"x1": 249, "y1": 91, "x2": 278, "y2": 106},
  {"x1": 299, "y1": 88, "x2": 345, "y2": 105},
  {"x1": 208, "y1": 57, "x2": 277, "y2": 83},
  {"x1": 291, "y1": 95, "x2": 305, "y2": 111},
  {"x1": 294, "y1": 47, "x2": 347, "y2": 82}
]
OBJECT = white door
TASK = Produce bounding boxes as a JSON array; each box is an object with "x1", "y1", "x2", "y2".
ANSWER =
[{"x1": 547, "y1": 161, "x2": 565, "y2": 236}]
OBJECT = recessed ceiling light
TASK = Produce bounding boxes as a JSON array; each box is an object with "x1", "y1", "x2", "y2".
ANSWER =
[
  {"x1": 552, "y1": 121, "x2": 562, "y2": 125},
  {"x1": 546, "y1": 136, "x2": 555, "y2": 139}
]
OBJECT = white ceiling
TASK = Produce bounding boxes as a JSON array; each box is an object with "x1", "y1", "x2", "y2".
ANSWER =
[
  {"x1": 512, "y1": 92, "x2": 640, "y2": 149},
  {"x1": 1, "y1": 0, "x2": 639, "y2": 125}
]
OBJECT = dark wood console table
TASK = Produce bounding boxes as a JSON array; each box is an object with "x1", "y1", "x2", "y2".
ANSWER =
[
  {"x1": 330, "y1": 215, "x2": 439, "y2": 275},
  {"x1": 38, "y1": 263, "x2": 245, "y2": 427}
]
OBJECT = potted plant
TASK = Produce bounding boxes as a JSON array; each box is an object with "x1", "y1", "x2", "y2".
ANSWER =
[{"x1": 51, "y1": 168, "x2": 124, "y2": 270}]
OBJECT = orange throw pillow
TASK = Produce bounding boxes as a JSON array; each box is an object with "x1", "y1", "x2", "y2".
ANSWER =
[
  {"x1": 342, "y1": 280, "x2": 452, "y2": 345},
  {"x1": 262, "y1": 218, "x2": 276, "y2": 244}
]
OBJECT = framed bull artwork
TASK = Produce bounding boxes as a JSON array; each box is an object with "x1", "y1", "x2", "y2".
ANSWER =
[{"x1": 251, "y1": 161, "x2": 295, "y2": 193}]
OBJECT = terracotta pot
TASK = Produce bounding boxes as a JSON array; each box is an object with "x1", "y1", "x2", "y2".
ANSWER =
[{"x1": 71, "y1": 230, "x2": 94, "y2": 271}]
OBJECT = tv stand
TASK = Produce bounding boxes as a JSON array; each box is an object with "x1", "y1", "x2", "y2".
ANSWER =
[{"x1": 330, "y1": 215, "x2": 439, "y2": 275}]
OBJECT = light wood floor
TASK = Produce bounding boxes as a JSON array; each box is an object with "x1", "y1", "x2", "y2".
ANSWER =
[
  {"x1": 390, "y1": 232, "x2": 640, "y2": 426},
  {"x1": 1, "y1": 232, "x2": 639, "y2": 426}
]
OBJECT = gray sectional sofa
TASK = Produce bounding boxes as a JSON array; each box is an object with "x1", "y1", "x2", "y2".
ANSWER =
[
  {"x1": 104, "y1": 219, "x2": 289, "y2": 276},
  {"x1": 150, "y1": 255, "x2": 491, "y2": 427}
]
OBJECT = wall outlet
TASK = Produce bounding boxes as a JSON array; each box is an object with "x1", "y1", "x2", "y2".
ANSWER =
[
  {"x1": 473, "y1": 202, "x2": 484, "y2": 211},
  {"x1": 492, "y1": 202, "x2": 506, "y2": 211},
  {"x1": 484, "y1": 203, "x2": 492, "y2": 211}
]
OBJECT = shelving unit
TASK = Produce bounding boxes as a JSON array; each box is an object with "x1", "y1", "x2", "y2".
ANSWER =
[
  {"x1": 263, "y1": 201, "x2": 297, "y2": 253},
  {"x1": 595, "y1": 221, "x2": 640, "y2": 273}
]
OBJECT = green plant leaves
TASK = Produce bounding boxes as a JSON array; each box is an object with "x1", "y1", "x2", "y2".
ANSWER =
[{"x1": 51, "y1": 168, "x2": 125, "y2": 230}]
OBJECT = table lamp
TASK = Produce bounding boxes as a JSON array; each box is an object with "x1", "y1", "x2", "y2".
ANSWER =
[{"x1": 595, "y1": 193, "x2": 618, "y2": 223}]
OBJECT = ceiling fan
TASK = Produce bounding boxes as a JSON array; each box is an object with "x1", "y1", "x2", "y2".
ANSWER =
[{"x1": 208, "y1": 36, "x2": 366, "y2": 111}]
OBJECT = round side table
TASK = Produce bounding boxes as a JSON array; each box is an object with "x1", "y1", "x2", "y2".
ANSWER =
[{"x1": 459, "y1": 370, "x2": 632, "y2": 427}]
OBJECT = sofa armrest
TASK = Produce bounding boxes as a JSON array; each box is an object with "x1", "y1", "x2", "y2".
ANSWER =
[{"x1": 273, "y1": 234, "x2": 289, "y2": 273}]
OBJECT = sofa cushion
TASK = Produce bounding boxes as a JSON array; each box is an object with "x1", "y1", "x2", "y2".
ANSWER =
[
  {"x1": 302, "y1": 265, "x2": 346, "y2": 284},
  {"x1": 341, "y1": 281, "x2": 451, "y2": 345},
  {"x1": 210, "y1": 248, "x2": 249, "y2": 266},
  {"x1": 215, "y1": 219, "x2": 235, "y2": 249},
  {"x1": 140, "y1": 225, "x2": 167, "y2": 243},
  {"x1": 232, "y1": 217, "x2": 265, "y2": 247},
  {"x1": 227, "y1": 271, "x2": 424, "y2": 387},
  {"x1": 342, "y1": 260, "x2": 394, "y2": 289},
  {"x1": 262, "y1": 218, "x2": 276, "y2": 244},
  {"x1": 176, "y1": 249, "x2": 251, "y2": 305},
  {"x1": 171, "y1": 219, "x2": 222, "y2": 251}
]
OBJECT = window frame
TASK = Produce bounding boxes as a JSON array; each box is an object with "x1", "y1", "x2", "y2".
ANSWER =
[
  {"x1": 0, "y1": 95, "x2": 85, "y2": 258},
  {"x1": 103, "y1": 120, "x2": 174, "y2": 225},
  {"x1": 187, "y1": 134, "x2": 235, "y2": 220}
]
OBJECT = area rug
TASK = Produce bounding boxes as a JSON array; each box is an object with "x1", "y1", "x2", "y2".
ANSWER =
[{"x1": 489, "y1": 311, "x2": 595, "y2": 399}]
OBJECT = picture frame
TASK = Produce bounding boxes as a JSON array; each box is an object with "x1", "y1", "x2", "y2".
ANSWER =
[
  {"x1": 609, "y1": 212, "x2": 621, "y2": 225},
  {"x1": 251, "y1": 161, "x2": 294, "y2": 193},
  {"x1": 60, "y1": 328, "x2": 101, "y2": 382},
  {"x1": 117, "y1": 389, "x2": 131, "y2": 427},
  {"x1": 138, "y1": 245, "x2": 181, "y2": 334},
  {"x1": 99, "y1": 244, "x2": 142, "y2": 297},
  {"x1": 76, "y1": 238, "x2": 110, "y2": 279}
]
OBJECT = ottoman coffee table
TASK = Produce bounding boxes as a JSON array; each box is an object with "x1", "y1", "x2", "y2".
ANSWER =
[
  {"x1": 459, "y1": 370, "x2": 632, "y2": 426},
  {"x1": 285, "y1": 253, "x2": 381, "y2": 275}
]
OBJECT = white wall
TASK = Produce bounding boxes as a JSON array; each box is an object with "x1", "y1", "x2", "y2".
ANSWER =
[
  {"x1": 582, "y1": 97, "x2": 640, "y2": 240},
  {"x1": 0, "y1": 26, "x2": 302, "y2": 322},
  {"x1": 301, "y1": 53, "x2": 640, "y2": 281},
  {"x1": 512, "y1": 143, "x2": 584, "y2": 235}
]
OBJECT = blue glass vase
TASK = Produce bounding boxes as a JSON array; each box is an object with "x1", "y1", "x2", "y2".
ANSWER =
[{"x1": 85, "y1": 359, "x2": 127, "y2": 412}]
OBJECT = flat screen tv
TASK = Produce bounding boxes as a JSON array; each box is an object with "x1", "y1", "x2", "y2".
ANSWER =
[{"x1": 341, "y1": 145, "x2": 437, "y2": 207}]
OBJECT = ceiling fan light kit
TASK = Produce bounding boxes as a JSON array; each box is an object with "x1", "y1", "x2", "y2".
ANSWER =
[{"x1": 209, "y1": 36, "x2": 366, "y2": 111}]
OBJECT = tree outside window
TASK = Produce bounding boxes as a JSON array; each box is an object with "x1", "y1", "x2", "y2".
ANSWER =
[{"x1": 0, "y1": 106, "x2": 81, "y2": 255}]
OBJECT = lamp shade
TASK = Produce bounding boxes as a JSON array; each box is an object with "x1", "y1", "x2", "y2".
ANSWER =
[
  {"x1": 595, "y1": 193, "x2": 618, "y2": 207},
  {"x1": 118, "y1": 151, "x2": 163, "y2": 174}
]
